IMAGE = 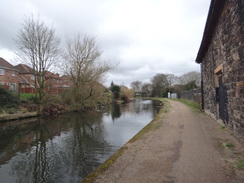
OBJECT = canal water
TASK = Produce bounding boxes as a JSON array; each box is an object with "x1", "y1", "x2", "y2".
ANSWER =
[{"x1": 0, "y1": 98, "x2": 160, "y2": 183}]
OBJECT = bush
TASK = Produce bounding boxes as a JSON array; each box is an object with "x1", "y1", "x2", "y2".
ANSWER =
[
  {"x1": 121, "y1": 95, "x2": 130, "y2": 103},
  {"x1": 0, "y1": 85, "x2": 19, "y2": 108}
]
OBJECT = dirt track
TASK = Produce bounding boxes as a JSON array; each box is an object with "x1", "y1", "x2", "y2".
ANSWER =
[{"x1": 84, "y1": 99, "x2": 244, "y2": 183}]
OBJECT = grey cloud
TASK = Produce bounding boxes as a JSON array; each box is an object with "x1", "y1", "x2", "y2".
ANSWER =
[{"x1": 0, "y1": 0, "x2": 210, "y2": 87}]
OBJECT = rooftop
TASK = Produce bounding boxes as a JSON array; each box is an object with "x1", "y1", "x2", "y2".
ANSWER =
[
  {"x1": 15, "y1": 64, "x2": 34, "y2": 74},
  {"x1": 0, "y1": 57, "x2": 16, "y2": 70},
  {"x1": 195, "y1": 0, "x2": 226, "y2": 63}
]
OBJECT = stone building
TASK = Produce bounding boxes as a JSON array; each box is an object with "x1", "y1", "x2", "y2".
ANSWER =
[{"x1": 196, "y1": 0, "x2": 244, "y2": 139}]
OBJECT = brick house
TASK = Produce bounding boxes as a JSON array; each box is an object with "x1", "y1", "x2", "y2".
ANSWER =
[
  {"x1": 60, "y1": 75, "x2": 72, "y2": 89},
  {"x1": 1, "y1": 58, "x2": 72, "y2": 94},
  {"x1": 16, "y1": 64, "x2": 72, "y2": 94},
  {"x1": 196, "y1": 0, "x2": 244, "y2": 138},
  {"x1": 15, "y1": 64, "x2": 36, "y2": 93},
  {"x1": 0, "y1": 57, "x2": 19, "y2": 91},
  {"x1": 44, "y1": 71, "x2": 69, "y2": 94}
]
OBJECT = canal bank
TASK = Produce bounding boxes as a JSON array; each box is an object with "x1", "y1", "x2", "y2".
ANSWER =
[
  {"x1": 0, "y1": 112, "x2": 39, "y2": 122},
  {"x1": 0, "y1": 98, "x2": 159, "y2": 183},
  {"x1": 82, "y1": 99, "x2": 244, "y2": 183},
  {"x1": 0, "y1": 103, "x2": 105, "y2": 123},
  {"x1": 81, "y1": 98, "x2": 170, "y2": 183}
]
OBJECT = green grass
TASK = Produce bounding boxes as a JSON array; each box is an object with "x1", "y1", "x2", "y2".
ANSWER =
[
  {"x1": 236, "y1": 159, "x2": 244, "y2": 170},
  {"x1": 221, "y1": 125, "x2": 226, "y2": 130},
  {"x1": 143, "y1": 97, "x2": 167, "y2": 103},
  {"x1": 20, "y1": 93, "x2": 37, "y2": 100},
  {"x1": 217, "y1": 141, "x2": 225, "y2": 149},
  {"x1": 152, "y1": 97, "x2": 166, "y2": 102},
  {"x1": 226, "y1": 142, "x2": 235, "y2": 149},
  {"x1": 217, "y1": 141, "x2": 235, "y2": 150},
  {"x1": 81, "y1": 145, "x2": 128, "y2": 183},
  {"x1": 170, "y1": 98, "x2": 201, "y2": 111}
]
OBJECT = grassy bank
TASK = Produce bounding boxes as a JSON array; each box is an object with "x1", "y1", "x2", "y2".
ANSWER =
[
  {"x1": 128, "y1": 99, "x2": 170, "y2": 143},
  {"x1": 0, "y1": 112, "x2": 38, "y2": 122},
  {"x1": 170, "y1": 98, "x2": 201, "y2": 111},
  {"x1": 81, "y1": 98, "x2": 170, "y2": 183}
]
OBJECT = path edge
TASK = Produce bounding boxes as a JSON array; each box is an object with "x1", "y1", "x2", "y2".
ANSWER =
[{"x1": 81, "y1": 98, "x2": 171, "y2": 183}]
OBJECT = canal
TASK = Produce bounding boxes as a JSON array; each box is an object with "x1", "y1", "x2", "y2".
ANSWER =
[{"x1": 0, "y1": 98, "x2": 160, "y2": 183}]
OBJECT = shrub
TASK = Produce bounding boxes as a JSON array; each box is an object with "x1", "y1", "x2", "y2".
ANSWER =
[
  {"x1": 121, "y1": 95, "x2": 130, "y2": 103},
  {"x1": 0, "y1": 85, "x2": 19, "y2": 108}
]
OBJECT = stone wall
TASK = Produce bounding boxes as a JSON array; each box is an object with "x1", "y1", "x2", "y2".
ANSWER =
[
  {"x1": 201, "y1": 0, "x2": 244, "y2": 139},
  {"x1": 179, "y1": 89, "x2": 202, "y2": 105}
]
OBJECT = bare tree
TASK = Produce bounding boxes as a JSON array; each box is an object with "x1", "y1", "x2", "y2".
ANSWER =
[
  {"x1": 141, "y1": 83, "x2": 152, "y2": 97},
  {"x1": 178, "y1": 71, "x2": 201, "y2": 88},
  {"x1": 120, "y1": 85, "x2": 135, "y2": 99},
  {"x1": 165, "y1": 74, "x2": 178, "y2": 87},
  {"x1": 62, "y1": 34, "x2": 115, "y2": 109},
  {"x1": 151, "y1": 73, "x2": 168, "y2": 97},
  {"x1": 130, "y1": 81, "x2": 142, "y2": 92},
  {"x1": 15, "y1": 15, "x2": 60, "y2": 113}
]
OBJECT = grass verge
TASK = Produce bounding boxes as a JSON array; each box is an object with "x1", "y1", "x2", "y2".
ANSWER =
[
  {"x1": 20, "y1": 93, "x2": 37, "y2": 100},
  {"x1": 81, "y1": 145, "x2": 129, "y2": 183},
  {"x1": 81, "y1": 98, "x2": 170, "y2": 183},
  {"x1": 129, "y1": 99, "x2": 170, "y2": 143},
  {"x1": 170, "y1": 98, "x2": 201, "y2": 111}
]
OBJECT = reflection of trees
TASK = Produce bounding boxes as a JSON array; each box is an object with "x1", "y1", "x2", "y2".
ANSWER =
[
  {"x1": 32, "y1": 121, "x2": 58, "y2": 183},
  {"x1": 111, "y1": 103, "x2": 121, "y2": 121},
  {"x1": 134, "y1": 98, "x2": 142, "y2": 113},
  {"x1": 0, "y1": 119, "x2": 39, "y2": 165},
  {"x1": 56, "y1": 112, "x2": 113, "y2": 181},
  {"x1": 64, "y1": 114, "x2": 107, "y2": 179},
  {"x1": 2, "y1": 112, "x2": 112, "y2": 183},
  {"x1": 8, "y1": 119, "x2": 65, "y2": 183},
  {"x1": 152, "y1": 100, "x2": 162, "y2": 115},
  {"x1": 0, "y1": 100, "x2": 160, "y2": 183}
]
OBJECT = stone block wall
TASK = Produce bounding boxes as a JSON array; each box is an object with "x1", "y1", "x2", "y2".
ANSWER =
[{"x1": 201, "y1": 0, "x2": 244, "y2": 138}]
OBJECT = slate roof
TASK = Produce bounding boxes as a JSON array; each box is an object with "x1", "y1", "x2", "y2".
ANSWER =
[
  {"x1": 15, "y1": 64, "x2": 34, "y2": 74},
  {"x1": 195, "y1": 0, "x2": 226, "y2": 63}
]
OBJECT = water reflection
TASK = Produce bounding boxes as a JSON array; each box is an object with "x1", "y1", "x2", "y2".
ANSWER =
[
  {"x1": 111, "y1": 103, "x2": 121, "y2": 120},
  {"x1": 0, "y1": 98, "x2": 159, "y2": 183}
]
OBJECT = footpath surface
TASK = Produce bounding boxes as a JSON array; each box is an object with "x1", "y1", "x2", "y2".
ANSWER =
[{"x1": 83, "y1": 99, "x2": 244, "y2": 183}]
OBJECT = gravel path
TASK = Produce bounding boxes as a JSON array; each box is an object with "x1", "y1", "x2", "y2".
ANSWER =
[{"x1": 84, "y1": 99, "x2": 244, "y2": 183}]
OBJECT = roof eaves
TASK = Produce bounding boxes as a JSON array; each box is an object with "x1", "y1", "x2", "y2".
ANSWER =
[
  {"x1": 0, "y1": 57, "x2": 17, "y2": 71},
  {"x1": 195, "y1": 0, "x2": 226, "y2": 63}
]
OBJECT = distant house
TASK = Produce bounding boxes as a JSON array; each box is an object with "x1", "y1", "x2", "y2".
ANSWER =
[
  {"x1": 44, "y1": 71, "x2": 69, "y2": 94},
  {"x1": 0, "y1": 57, "x2": 72, "y2": 94},
  {"x1": 0, "y1": 57, "x2": 19, "y2": 91},
  {"x1": 16, "y1": 63, "x2": 73, "y2": 94},
  {"x1": 196, "y1": 0, "x2": 244, "y2": 138},
  {"x1": 59, "y1": 75, "x2": 72, "y2": 89},
  {"x1": 15, "y1": 64, "x2": 36, "y2": 93}
]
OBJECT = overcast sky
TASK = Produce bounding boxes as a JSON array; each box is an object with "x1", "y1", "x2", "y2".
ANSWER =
[{"x1": 0, "y1": 0, "x2": 211, "y2": 87}]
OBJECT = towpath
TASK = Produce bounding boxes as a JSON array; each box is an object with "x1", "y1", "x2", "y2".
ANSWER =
[{"x1": 83, "y1": 99, "x2": 244, "y2": 183}]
